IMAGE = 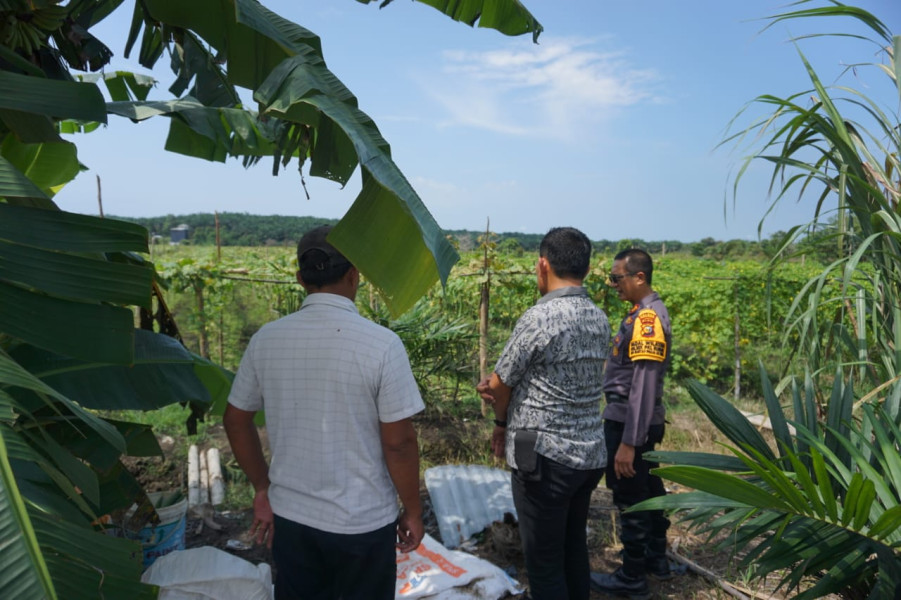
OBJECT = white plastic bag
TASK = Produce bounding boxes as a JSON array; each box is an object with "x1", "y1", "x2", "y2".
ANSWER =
[
  {"x1": 141, "y1": 546, "x2": 273, "y2": 600},
  {"x1": 142, "y1": 537, "x2": 520, "y2": 600},
  {"x1": 396, "y1": 533, "x2": 522, "y2": 599}
]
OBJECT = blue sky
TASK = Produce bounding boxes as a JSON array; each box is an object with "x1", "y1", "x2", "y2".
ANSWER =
[{"x1": 53, "y1": 0, "x2": 900, "y2": 242}]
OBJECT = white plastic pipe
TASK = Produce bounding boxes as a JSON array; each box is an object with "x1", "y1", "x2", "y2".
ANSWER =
[
  {"x1": 187, "y1": 444, "x2": 200, "y2": 508},
  {"x1": 199, "y1": 448, "x2": 210, "y2": 505},
  {"x1": 207, "y1": 447, "x2": 225, "y2": 506}
]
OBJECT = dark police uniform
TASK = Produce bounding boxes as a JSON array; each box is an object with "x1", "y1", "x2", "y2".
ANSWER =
[{"x1": 602, "y1": 291, "x2": 671, "y2": 578}]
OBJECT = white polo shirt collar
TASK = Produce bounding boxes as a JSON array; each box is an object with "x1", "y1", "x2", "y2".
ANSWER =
[{"x1": 300, "y1": 292, "x2": 359, "y2": 314}]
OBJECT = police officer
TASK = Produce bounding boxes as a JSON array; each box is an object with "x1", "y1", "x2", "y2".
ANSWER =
[{"x1": 591, "y1": 248, "x2": 672, "y2": 600}]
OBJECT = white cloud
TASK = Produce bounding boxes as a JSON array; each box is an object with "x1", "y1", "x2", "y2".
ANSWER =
[
  {"x1": 411, "y1": 176, "x2": 461, "y2": 196},
  {"x1": 422, "y1": 36, "x2": 661, "y2": 141}
]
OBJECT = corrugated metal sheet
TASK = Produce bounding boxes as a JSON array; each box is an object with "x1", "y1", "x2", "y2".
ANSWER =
[{"x1": 424, "y1": 465, "x2": 516, "y2": 549}]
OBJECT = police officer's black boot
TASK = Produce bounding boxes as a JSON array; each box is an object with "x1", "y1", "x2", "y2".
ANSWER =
[
  {"x1": 646, "y1": 537, "x2": 671, "y2": 580},
  {"x1": 590, "y1": 546, "x2": 650, "y2": 600}
]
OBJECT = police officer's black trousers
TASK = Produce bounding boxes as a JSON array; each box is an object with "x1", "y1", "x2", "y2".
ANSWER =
[{"x1": 603, "y1": 420, "x2": 670, "y2": 577}]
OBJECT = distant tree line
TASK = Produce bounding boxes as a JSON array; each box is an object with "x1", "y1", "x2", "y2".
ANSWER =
[
  {"x1": 114, "y1": 213, "x2": 841, "y2": 263},
  {"x1": 113, "y1": 213, "x2": 339, "y2": 247}
]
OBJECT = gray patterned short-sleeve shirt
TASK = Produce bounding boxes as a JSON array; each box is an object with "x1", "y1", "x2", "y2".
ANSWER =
[{"x1": 494, "y1": 286, "x2": 610, "y2": 470}]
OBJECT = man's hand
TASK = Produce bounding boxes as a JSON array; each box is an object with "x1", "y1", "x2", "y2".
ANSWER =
[
  {"x1": 476, "y1": 377, "x2": 496, "y2": 406},
  {"x1": 396, "y1": 509, "x2": 424, "y2": 554},
  {"x1": 613, "y1": 443, "x2": 637, "y2": 479},
  {"x1": 249, "y1": 488, "x2": 274, "y2": 548},
  {"x1": 490, "y1": 425, "x2": 506, "y2": 458}
]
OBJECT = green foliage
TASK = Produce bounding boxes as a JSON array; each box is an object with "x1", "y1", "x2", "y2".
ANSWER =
[
  {"x1": 722, "y1": 1, "x2": 900, "y2": 391},
  {"x1": 659, "y1": 258, "x2": 823, "y2": 389},
  {"x1": 136, "y1": 212, "x2": 779, "y2": 262},
  {"x1": 362, "y1": 298, "x2": 478, "y2": 409},
  {"x1": 126, "y1": 213, "x2": 338, "y2": 247},
  {"x1": 156, "y1": 245, "x2": 820, "y2": 405},
  {"x1": 650, "y1": 3, "x2": 901, "y2": 599},
  {"x1": 645, "y1": 371, "x2": 901, "y2": 600},
  {"x1": 0, "y1": 0, "x2": 543, "y2": 595},
  {"x1": 153, "y1": 245, "x2": 303, "y2": 370}
]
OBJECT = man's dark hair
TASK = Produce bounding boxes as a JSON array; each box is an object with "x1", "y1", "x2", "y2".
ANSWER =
[
  {"x1": 614, "y1": 248, "x2": 653, "y2": 285},
  {"x1": 539, "y1": 227, "x2": 593, "y2": 279},
  {"x1": 297, "y1": 225, "x2": 352, "y2": 287}
]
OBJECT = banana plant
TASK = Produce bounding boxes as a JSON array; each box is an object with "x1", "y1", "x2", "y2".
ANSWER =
[
  {"x1": 0, "y1": 203, "x2": 233, "y2": 598},
  {"x1": 1, "y1": 1, "x2": 542, "y2": 596},
  {"x1": 2, "y1": 0, "x2": 543, "y2": 316}
]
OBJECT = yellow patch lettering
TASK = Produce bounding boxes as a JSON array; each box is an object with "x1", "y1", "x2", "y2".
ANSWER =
[{"x1": 629, "y1": 309, "x2": 666, "y2": 361}]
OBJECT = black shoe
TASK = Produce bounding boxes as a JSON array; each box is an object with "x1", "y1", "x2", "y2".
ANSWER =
[
  {"x1": 647, "y1": 556, "x2": 687, "y2": 581},
  {"x1": 590, "y1": 568, "x2": 650, "y2": 600},
  {"x1": 647, "y1": 555, "x2": 672, "y2": 581}
]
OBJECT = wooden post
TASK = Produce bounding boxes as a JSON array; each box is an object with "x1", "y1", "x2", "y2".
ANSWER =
[
  {"x1": 369, "y1": 276, "x2": 378, "y2": 313},
  {"x1": 194, "y1": 280, "x2": 210, "y2": 359},
  {"x1": 479, "y1": 219, "x2": 491, "y2": 416},
  {"x1": 733, "y1": 281, "x2": 741, "y2": 404},
  {"x1": 96, "y1": 175, "x2": 104, "y2": 218},
  {"x1": 214, "y1": 213, "x2": 223, "y2": 361},
  {"x1": 215, "y1": 211, "x2": 221, "y2": 263},
  {"x1": 479, "y1": 277, "x2": 490, "y2": 414},
  {"x1": 218, "y1": 314, "x2": 224, "y2": 365},
  {"x1": 705, "y1": 276, "x2": 743, "y2": 404}
]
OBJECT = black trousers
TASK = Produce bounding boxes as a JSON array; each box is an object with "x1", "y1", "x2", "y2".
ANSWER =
[
  {"x1": 272, "y1": 514, "x2": 396, "y2": 600},
  {"x1": 512, "y1": 454, "x2": 604, "y2": 600},
  {"x1": 604, "y1": 419, "x2": 670, "y2": 576}
]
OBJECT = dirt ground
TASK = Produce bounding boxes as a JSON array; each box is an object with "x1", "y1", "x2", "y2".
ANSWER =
[
  {"x1": 175, "y1": 488, "x2": 764, "y2": 600},
  {"x1": 129, "y1": 420, "x2": 806, "y2": 600}
]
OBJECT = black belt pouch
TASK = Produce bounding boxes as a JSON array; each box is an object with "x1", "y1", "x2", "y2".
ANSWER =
[{"x1": 513, "y1": 430, "x2": 540, "y2": 481}]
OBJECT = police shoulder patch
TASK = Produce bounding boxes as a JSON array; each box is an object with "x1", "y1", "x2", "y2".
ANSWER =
[{"x1": 628, "y1": 308, "x2": 666, "y2": 362}]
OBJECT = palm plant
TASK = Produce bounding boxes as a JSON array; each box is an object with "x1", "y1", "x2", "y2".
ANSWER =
[
  {"x1": 645, "y1": 369, "x2": 901, "y2": 599},
  {"x1": 639, "y1": 2, "x2": 901, "y2": 598},
  {"x1": 362, "y1": 295, "x2": 478, "y2": 409}
]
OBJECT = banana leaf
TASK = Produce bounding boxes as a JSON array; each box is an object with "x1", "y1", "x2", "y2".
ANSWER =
[
  {"x1": 0, "y1": 428, "x2": 55, "y2": 600},
  {"x1": 358, "y1": 0, "x2": 543, "y2": 41},
  {"x1": 11, "y1": 329, "x2": 234, "y2": 411}
]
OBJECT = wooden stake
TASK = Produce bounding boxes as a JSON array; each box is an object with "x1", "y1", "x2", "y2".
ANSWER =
[
  {"x1": 667, "y1": 550, "x2": 783, "y2": 600},
  {"x1": 96, "y1": 175, "x2": 104, "y2": 218},
  {"x1": 734, "y1": 282, "x2": 741, "y2": 404},
  {"x1": 479, "y1": 219, "x2": 491, "y2": 416},
  {"x1": 215, "y1": 211, "x2": 221, "y2": 262}
]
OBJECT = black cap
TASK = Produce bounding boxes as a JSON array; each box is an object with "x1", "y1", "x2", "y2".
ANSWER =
[{"x1": 297, "y1": 225, "x2": 351, "y2": 281}]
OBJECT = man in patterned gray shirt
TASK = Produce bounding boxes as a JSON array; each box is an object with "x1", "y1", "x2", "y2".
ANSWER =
[{"x1": 477, "y1": 227, "x2": 610, "y2": 600}]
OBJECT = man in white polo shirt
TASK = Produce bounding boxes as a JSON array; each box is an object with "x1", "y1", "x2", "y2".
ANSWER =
[{"x1": 224, "y1": 225, "x2": 424, "y2": 600}]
